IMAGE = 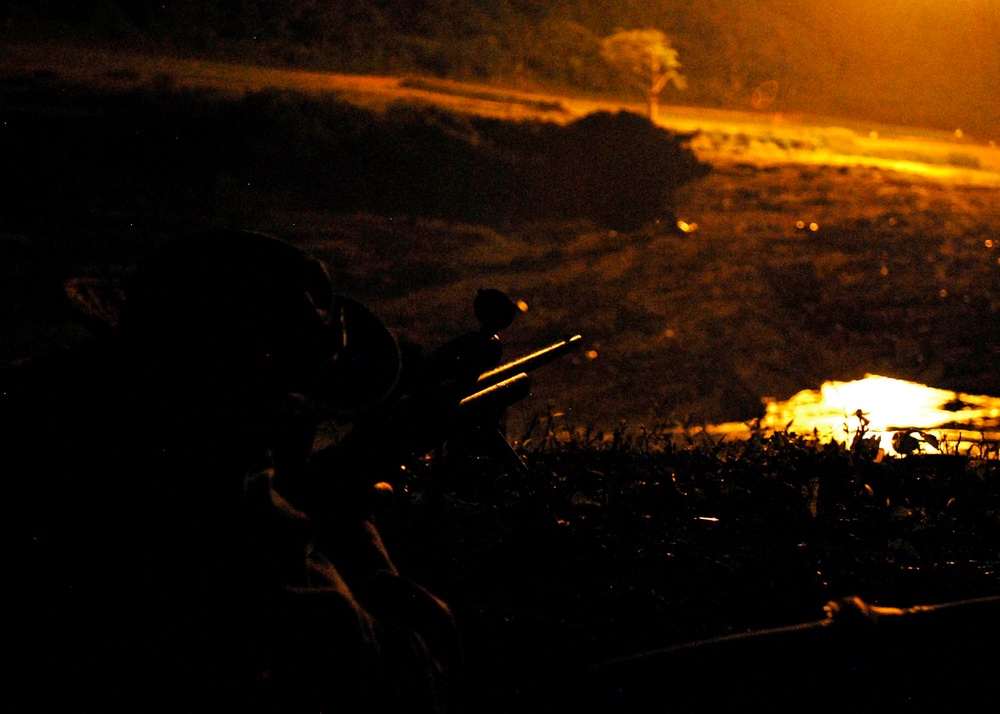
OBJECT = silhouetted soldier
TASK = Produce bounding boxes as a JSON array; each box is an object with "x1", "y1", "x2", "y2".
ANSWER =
[{"x1": 4, "y1": 230, "x2": 460, "y2": 712}]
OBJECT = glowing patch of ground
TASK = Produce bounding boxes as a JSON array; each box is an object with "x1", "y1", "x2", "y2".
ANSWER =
[{"x1": 710, "y1": 375, "x2": 1000, "y2": 456}]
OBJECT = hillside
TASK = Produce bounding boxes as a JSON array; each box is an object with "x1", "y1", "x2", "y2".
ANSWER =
[
  {"x1": 3, "y1": 57, "x2": 1000, "y2": 434},
  {"x1": 3, "y1": 0, "x2": 1000, "y2": 137}
]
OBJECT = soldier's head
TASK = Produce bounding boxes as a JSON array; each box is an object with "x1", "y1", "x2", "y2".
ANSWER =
[
  {"x1": 119, "y1": 230, "x2": 334, "y2": 402},
  {"x1": 118, "y1": 230, "x2": 399, "y2": 416}
]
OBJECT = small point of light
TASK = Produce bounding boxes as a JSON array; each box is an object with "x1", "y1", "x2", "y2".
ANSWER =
[
  {"x1": 809, "y1": 222, "x2": 819, "y2": 232},
  {"x1": 664, "y1": 328, "x2": 676, "y2": 338},
  {"x1": 954, "y1": 128, "x2": 964, "y2": 139},
  {"x1": 516, "y1": 299, "x2": 529, "y2": 312},
  {"x1": 985, "y1": 239, "x2": 994, "y2": 248},
  {"x1": 796, "y1": 220, "x2": 806, "y2": 230},
  {"x1": 677, "y1": 220, "x2": 698, "y2": 233},
  {"x1": 586, "y1": 350, "x2": 599, "y2": 359},
  {"x1": 939, "y1": 289, "x2": 948, "y2": 298},
  {"x1": 880, "y1": 266, "x2": 889, "y2": 276}
]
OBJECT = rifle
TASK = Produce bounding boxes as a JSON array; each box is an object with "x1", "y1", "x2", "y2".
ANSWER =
[
  {"x1": 457, "y1": 333, "x2": 584, "y2": 423},
  {"x1": 305, "y1": 289, "x2": 582, "y2": 485},
  {"x1": 444, "y1": 332, "x2": 584, "y2": 473}
]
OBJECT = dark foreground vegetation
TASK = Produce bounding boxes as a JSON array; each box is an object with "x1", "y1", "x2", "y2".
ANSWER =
[
  {"x1": 3, "y1": 73, "x2": 1000, "y2": 710},
  {"x1": 384, "y1": 429, "x2": 1000, "y2": 711}
]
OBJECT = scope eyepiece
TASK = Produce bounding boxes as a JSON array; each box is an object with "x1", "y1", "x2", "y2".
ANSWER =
[{"x1": 474, "y1": 288, "x2": 518, "y2": 333}]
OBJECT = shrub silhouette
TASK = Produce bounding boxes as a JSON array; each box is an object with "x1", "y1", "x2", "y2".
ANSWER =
[
  {"x1": 511, "y1": 111, "x2": 708, "y2": 229},
  {"x1": 2, "y1": 78, "x2": 707, "y2": 231},
  {"x1": 346, "y1": 108, "x2": 709, "y2": 230}
]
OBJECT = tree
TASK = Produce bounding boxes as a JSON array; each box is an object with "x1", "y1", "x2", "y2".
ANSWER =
[{"x1": 600, "y1": 29, "x2": 687, "y2": 121}]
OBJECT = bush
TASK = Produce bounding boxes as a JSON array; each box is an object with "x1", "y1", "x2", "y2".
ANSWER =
[{"x1": 510, "y1": 111, "x2": 709, "y2": 229}]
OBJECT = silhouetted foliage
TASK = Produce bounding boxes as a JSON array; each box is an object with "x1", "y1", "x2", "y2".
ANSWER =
[
  {"x1": 511, "y1": 111, "x2": 708, "y2": 228},
  {"x1": 0, "y1": 78, "x2": 706, "y2": 230},
  {"x1": 383, "y1": 429, "x2": 1000, "y2": 713}
]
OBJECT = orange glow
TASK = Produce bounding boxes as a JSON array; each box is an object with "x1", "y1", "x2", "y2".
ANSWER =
[{"x1": 710, "y1": 375, "x2": 1000, "y2": 456}]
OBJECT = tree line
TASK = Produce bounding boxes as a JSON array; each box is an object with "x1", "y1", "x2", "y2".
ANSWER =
[{"x1": 4, "y1": 0, "x2": 1000, "y2": 134}]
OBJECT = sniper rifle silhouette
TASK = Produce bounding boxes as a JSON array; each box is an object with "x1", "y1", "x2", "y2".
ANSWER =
[
  {"x1": 62, "y1": 268, "x2": 580, "y2": 492},
  {"x1": 304, "y1": 288, "x2": 582, "y2": 488}
]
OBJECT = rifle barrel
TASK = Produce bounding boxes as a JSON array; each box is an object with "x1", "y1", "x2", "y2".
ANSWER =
[
  {"x1": 457, "y1": 372, "x2": 531, "y2": 420},
  {"x1": 477, "y1": 334, "x2": 583, "y2": 388}
]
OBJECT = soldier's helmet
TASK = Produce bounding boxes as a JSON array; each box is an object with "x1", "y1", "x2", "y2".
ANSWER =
[{"x1": 119, "y1": 229, "x2": 399, "y2": 415}]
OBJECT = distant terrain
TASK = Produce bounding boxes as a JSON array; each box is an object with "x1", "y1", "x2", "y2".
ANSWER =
[
  {"x1": 3, "y1": 47, "x2": 999, "y2": 435},
  {"x1": 5, "y1": 0, "x2": 1000, "y2": 136}
]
